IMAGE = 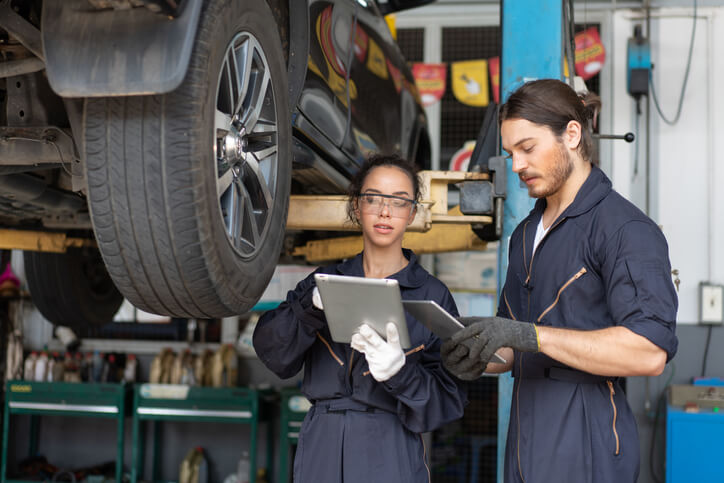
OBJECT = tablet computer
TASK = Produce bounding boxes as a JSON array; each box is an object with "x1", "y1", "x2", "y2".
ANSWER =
[
  {"x1": 402, "y1": 300, "x2": 506, "y2": 364},
  {"x1": 314, "y1": 273, "x2": 411, "y2": 348}
]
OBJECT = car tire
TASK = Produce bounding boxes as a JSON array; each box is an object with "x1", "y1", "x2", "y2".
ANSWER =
[
  {"x1": 83, "y1": 0, "x2": 291, "y2": 318},
  {"x1": 23, "y1": 248, "x2": 123, "y2": 328}
]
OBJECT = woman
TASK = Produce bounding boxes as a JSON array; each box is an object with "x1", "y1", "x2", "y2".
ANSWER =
[{"x1": 253, "y1": 153, "x2": 465, "y2": 482}]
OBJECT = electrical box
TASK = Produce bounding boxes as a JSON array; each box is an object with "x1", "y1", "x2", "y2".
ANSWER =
[
  {"x1": 666, "y1": 382, "x2": 724, "y2": 483},
  {"x1": 627, "y1": 25, "x2": 650, "y2": 99},
  {"x1": 699, "y1": 282, "x2": 724, "y2": 324}
]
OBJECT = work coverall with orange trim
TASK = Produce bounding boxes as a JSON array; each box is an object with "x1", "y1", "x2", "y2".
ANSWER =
[
  {"x1": 253, "y1": 249, "x2": 466, "y2": 483},
  {"x1": 499, "y1": 166, "x2": 678, "y2": 483}
]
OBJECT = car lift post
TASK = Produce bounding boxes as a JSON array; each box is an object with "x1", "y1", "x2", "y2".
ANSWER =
[{"x1": 498, "y1": 1, "x2": 563, "y2": 480}]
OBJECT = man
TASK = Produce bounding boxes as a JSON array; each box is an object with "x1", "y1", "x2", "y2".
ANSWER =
[{"x1": 442, "y1": 79, "x2": 677, "y2": 483}]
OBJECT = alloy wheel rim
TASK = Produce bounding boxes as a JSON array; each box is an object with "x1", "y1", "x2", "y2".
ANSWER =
[{"x1": 214, "y1": 31, "x2": 279, "y2": 258}]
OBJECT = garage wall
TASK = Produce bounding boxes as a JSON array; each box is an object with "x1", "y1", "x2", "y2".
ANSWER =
[{"x1": 610, "y1": 6, "x2": 724, "y2": 325}]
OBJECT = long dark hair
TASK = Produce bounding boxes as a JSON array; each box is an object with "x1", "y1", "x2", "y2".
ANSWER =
[
  {"x1": 499, "y1": 79, "x2": 601, "y2": 162},
  {"x1": 346, "y1": 153, "x2": 422, "y2": 226}
]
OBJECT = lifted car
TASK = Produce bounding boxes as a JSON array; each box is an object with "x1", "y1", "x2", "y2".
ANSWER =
[{"x1": 0, "y1": 0, "x2": 434, "y2": 328}]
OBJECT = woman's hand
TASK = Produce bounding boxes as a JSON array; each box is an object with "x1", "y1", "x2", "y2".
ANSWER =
[{"x1": 351, "y1": 323, "x2": 405, "y2": 382}]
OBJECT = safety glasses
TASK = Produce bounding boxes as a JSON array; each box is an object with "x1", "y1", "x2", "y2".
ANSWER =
[{"x1": 358, "y1": 193, "x2": 416, "y2": 218}]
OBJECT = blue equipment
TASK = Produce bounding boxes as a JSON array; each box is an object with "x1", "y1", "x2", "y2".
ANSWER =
[{"x1": 627, "y1": 24, "x2": 651, "y2": 100}]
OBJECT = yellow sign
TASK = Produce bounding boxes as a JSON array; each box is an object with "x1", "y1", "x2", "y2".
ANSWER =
[
  {"x1": 451, "y1": 60, "x2": 489, "y2": 107},
  {"x1": 385, "y1": 14, "x2": 396, "y2": 40},
  {"x1": 366, "y1": 38, "x2": 388, "y2": 79},
  {"x1": 10, "y1": 384, "x2": 32, "y2": 393}
]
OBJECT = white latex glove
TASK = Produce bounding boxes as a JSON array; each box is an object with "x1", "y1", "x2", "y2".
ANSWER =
[
  {"x1": 312, "y1": 286, "x2": 324, "y2": 310},
  {"x1": 350, "y1": 323, "x2": 405, "y2": 382}
]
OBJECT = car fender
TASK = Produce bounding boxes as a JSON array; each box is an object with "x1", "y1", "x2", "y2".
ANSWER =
[
  {"x1": 286, "y1": 0, "x2": 309, "y2": 110},
  {"x1": 41, "y1": 0, "x2": 203, "y2": 97}
]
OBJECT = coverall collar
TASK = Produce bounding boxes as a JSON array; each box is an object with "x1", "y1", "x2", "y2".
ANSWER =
[
  {"x1": 337, "y1": 249, "x2": 428, "y2": 288},
  {"x1": 531, "y1": 164, "x2": 612, "y2": 222}
]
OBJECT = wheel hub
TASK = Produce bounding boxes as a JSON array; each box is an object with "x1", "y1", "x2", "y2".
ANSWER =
[{"x1": 223, "y1": 123, "x2": 247, "y2": 165}]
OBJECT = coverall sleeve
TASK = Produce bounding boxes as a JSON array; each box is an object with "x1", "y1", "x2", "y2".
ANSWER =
[
  {"x1": 252, "y1": 271, "x2": 326, "y2": 379},
  {"x1": 381, "y1": 286, "x2": 467, "y2": 433},
  {"x1": 602, "y1": 220, "x2": 678, "y2": 360}
]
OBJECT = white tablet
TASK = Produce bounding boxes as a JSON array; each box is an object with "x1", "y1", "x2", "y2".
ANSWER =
[
  {"x1": 314, "y1": 273, "x2": 411, "y2": 348},
  {"x1": 402, "y1": 300, "x2": 506, "y2": 364}
]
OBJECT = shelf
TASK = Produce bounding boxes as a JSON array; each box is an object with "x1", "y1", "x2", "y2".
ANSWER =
[
  {"x1": 1, "y1": 381, "x2": 129, "y2": 483},
  {"x1": 131, "y1": 384, "x2": 273, "y2": 483}
]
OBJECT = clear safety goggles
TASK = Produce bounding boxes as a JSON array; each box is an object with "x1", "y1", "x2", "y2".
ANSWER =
[{"x1": 359, "y1": 193, "x2": 416, "y2": 218}]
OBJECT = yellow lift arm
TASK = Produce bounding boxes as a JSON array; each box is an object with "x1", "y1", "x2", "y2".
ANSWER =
[
  {"x1": 0, "y1": 228, "x2": 94, "y2": 253},
  {"x1": 288, "y1": 170, "x2": 495, "y2": 263}
]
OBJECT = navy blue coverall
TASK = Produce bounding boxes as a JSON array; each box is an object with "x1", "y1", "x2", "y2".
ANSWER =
[
  {"x1": 253, "y1": 250, "x2": 466, "y2": 483},
  {"x1": 499, "y1": 166, "x2": 678, "y2": 483}
]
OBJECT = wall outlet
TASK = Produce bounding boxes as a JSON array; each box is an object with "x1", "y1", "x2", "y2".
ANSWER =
[{"x1": 700, "y1": 283, "x2": 724, "y2": 325}]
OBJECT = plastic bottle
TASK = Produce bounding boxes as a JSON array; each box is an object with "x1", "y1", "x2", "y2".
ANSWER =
[
  {"x1": 197, "y1": 447, "x2": 208, "y2": 483},
  {"x1": 46, "y1": 354, "x2": 55, "y2": 382},
  {"x1": 81, "y1": 352, "x2": 93, "y2": 382},
  {"x1": 64, "y1": 352, "x2": 82, "y2": 383},
  {"x1": 237, "y1": 450, "x2": 250, "y2": 483},
  {"x1": 123, "y1": 354, "x2": 138, "y2": 383},
  {"x1": 23, "y1": 351, "x2": 37, "y2": 381},
  {"x1": 91, "y1": 350, "x2": 103, "y2": 382},
  {"x1": 180, "y1": 350, "x2": 196, "y2": 386},
  {"x1": 51, "y1": 352, "x2": 65, "y2": 382},
  {"x1": 34, "y1": 350, "x2": 48, "y2": 382},
  {"x1": 63, "y1": 351, "x2": 73, "y2": 371},
  {"x1": 103, "y1": 354, "x2": 116, "y2": 383}
]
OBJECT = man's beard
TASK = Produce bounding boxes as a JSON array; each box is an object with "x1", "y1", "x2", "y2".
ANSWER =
[{"x1": 525, "y1": 144, "x2": 574, "y2": 199}]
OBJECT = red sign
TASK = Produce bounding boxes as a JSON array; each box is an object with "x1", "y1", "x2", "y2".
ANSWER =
[
  {"x1": 412, "y1": 63, "x2": 447, "y2": 107},
  {"x1": 574, "y1": 27, "x2": 605, "y2": 80},
  {"x1": 488, "y1": 56, "x2": 500, "y2": 104},
  {"x1": 449, "y1": 141, "x2": 476, "y2": 171}
]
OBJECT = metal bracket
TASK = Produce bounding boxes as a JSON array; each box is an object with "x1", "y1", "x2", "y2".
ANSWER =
[
  {"x1": 470, "y1": 155, "x2": 507, "y2": 242},
  {"x1": 0, "y1": 0, "x2": 44, "y2": 60}
]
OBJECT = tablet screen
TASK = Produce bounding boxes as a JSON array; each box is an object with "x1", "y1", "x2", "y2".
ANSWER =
[{"x1": 314, "y1": 273, "x2": 411, "y2": 348}]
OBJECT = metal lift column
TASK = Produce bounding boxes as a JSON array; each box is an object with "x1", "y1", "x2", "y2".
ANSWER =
[{"x1": 498, "y1": 1, "x2": 563, "y2": 481}]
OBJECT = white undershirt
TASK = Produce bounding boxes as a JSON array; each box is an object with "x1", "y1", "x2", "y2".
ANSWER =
[{"x1": 533, "y1": 218, "x2": 550, "y2": 253}]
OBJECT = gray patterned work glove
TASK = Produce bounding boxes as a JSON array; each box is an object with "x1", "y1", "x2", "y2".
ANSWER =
[{"x1": 441, "y1": 316, "x2": 539, "y2": 380}]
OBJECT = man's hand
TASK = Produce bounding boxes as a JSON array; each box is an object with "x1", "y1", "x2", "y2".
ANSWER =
[
  {"x1": 441, "y1": 316, "x2": 539, "y2": 380},
  {"x1": 351, "y1": 323, "x2": 406, "y2": 382}
]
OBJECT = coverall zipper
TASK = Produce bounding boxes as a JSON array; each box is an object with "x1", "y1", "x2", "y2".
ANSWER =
[
  {"x1": 316, "y1": 333, "x2": 344, "y2": 366},
  {"x1": 516, "y1": 354, "x2": 526, "y2": 483},
  {"x1": 420, "y1": 434, "x2": 431, "y2": 483},
  {"x1": 517, "y1": 215, "x2": 568, "y2": 482},
  {"x1": 362, "y1": 344, "x2": 424, "y2": 376},
  {"x1": 537, "y1": 267, "x2": 588, "y2": 322},
  {"x1": 525, "y1": 216, "x2": 567, "y2": 286},
  {"x1": 607, "y1": 380, "x2": 621, "y2": 455}
]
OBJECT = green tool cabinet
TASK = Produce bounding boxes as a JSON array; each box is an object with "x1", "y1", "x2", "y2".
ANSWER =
[
  {"x1": 1, "y1": 381, "x2": 129, "y2": 483},
  {"x1": 131, "y1": 384, "x2": 273, "y2": 483}
]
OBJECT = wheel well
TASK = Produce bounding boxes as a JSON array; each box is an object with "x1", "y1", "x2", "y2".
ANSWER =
[{"x1": 415, "y1": 128, "x2": 432, "y2": 171}]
